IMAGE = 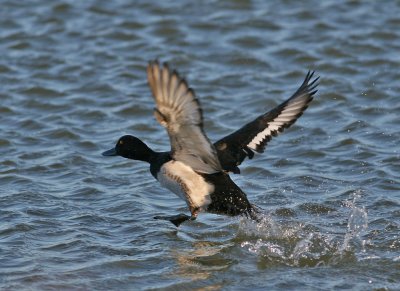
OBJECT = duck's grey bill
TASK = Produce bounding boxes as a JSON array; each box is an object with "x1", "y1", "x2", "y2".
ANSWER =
[{"x1": 102, "y1": 148, "x2": 117, "y2": 156}]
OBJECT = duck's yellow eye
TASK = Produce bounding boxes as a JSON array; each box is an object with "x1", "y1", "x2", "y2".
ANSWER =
[{"x1": 119, "y1": 140, "x2": 124, "y2": 145}]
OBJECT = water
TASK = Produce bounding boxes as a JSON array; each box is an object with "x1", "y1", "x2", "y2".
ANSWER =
[{"x1": 1, "y1": 0, "x2": 399, "y2": 290}]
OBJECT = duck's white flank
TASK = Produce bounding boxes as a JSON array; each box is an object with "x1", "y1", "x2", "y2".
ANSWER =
[{"x1": 157, "y1": 161, "x2": 214, "y2": 210}]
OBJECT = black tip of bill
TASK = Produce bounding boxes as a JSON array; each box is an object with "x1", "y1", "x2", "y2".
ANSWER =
[{"x1": 102, "y1": 148, "x2": 117, "y2": 156}]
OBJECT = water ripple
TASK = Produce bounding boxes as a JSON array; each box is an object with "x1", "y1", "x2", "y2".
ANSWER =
[{"x1": 1, "y1": 0, "x2": 399, "y2": 289}]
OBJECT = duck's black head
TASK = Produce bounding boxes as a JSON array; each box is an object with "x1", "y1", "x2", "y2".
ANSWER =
[{"x1": 102, "y1": 135, "x2": 153, "y2": 162}]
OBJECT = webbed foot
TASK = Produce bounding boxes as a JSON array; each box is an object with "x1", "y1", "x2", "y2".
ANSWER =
[{"x1": 154, "y1": 213, "x2": 194, "y2": 227}]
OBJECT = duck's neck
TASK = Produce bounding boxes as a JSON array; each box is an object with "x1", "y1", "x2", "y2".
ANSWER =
[{"x1": 135, "y1": 146, "x2": 156, "y2": 163}]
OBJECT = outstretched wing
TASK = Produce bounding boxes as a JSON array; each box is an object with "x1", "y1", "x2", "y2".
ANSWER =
[
  {"x1": 147, "y1": 61, "x2": 222, "y2": 174},
  {"x1": 214, "y1": 71, "x2": 319, "y2": 173}
]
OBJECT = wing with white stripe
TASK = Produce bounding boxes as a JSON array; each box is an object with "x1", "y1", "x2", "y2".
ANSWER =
[
  {"x1": 147, "y1": 61, "x2": 222, "y2": 174},
  {"x1": 214, "y1": 71, "x2": 319, "y2": 173}
]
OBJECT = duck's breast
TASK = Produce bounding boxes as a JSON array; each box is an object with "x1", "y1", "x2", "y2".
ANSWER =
[{"x1": 157, "y1": 160, "x2": 215, "y2": 210}]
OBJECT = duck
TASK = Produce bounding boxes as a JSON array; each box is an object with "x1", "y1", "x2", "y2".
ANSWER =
[{"x1": 102, "y1": 61, "x2": 319, "y2": 227}]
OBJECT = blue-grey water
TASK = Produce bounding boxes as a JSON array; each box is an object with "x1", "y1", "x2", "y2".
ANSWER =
[{"x1": 1, "y1": 0, "x2": 399, "y2": 290}]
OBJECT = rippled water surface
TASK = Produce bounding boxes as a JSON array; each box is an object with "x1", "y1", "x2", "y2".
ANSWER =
[{"x1": 1, "y1": 0, "x2": 399, "y2": 290}]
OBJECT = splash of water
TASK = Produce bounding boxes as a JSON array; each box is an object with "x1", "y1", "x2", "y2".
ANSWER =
[
  {"x1": 239, "y1": 189, "x2": 369, "y2": 267},
  {"x1": 338, "y1": 189, "x2": 369, "y2": 255}
]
